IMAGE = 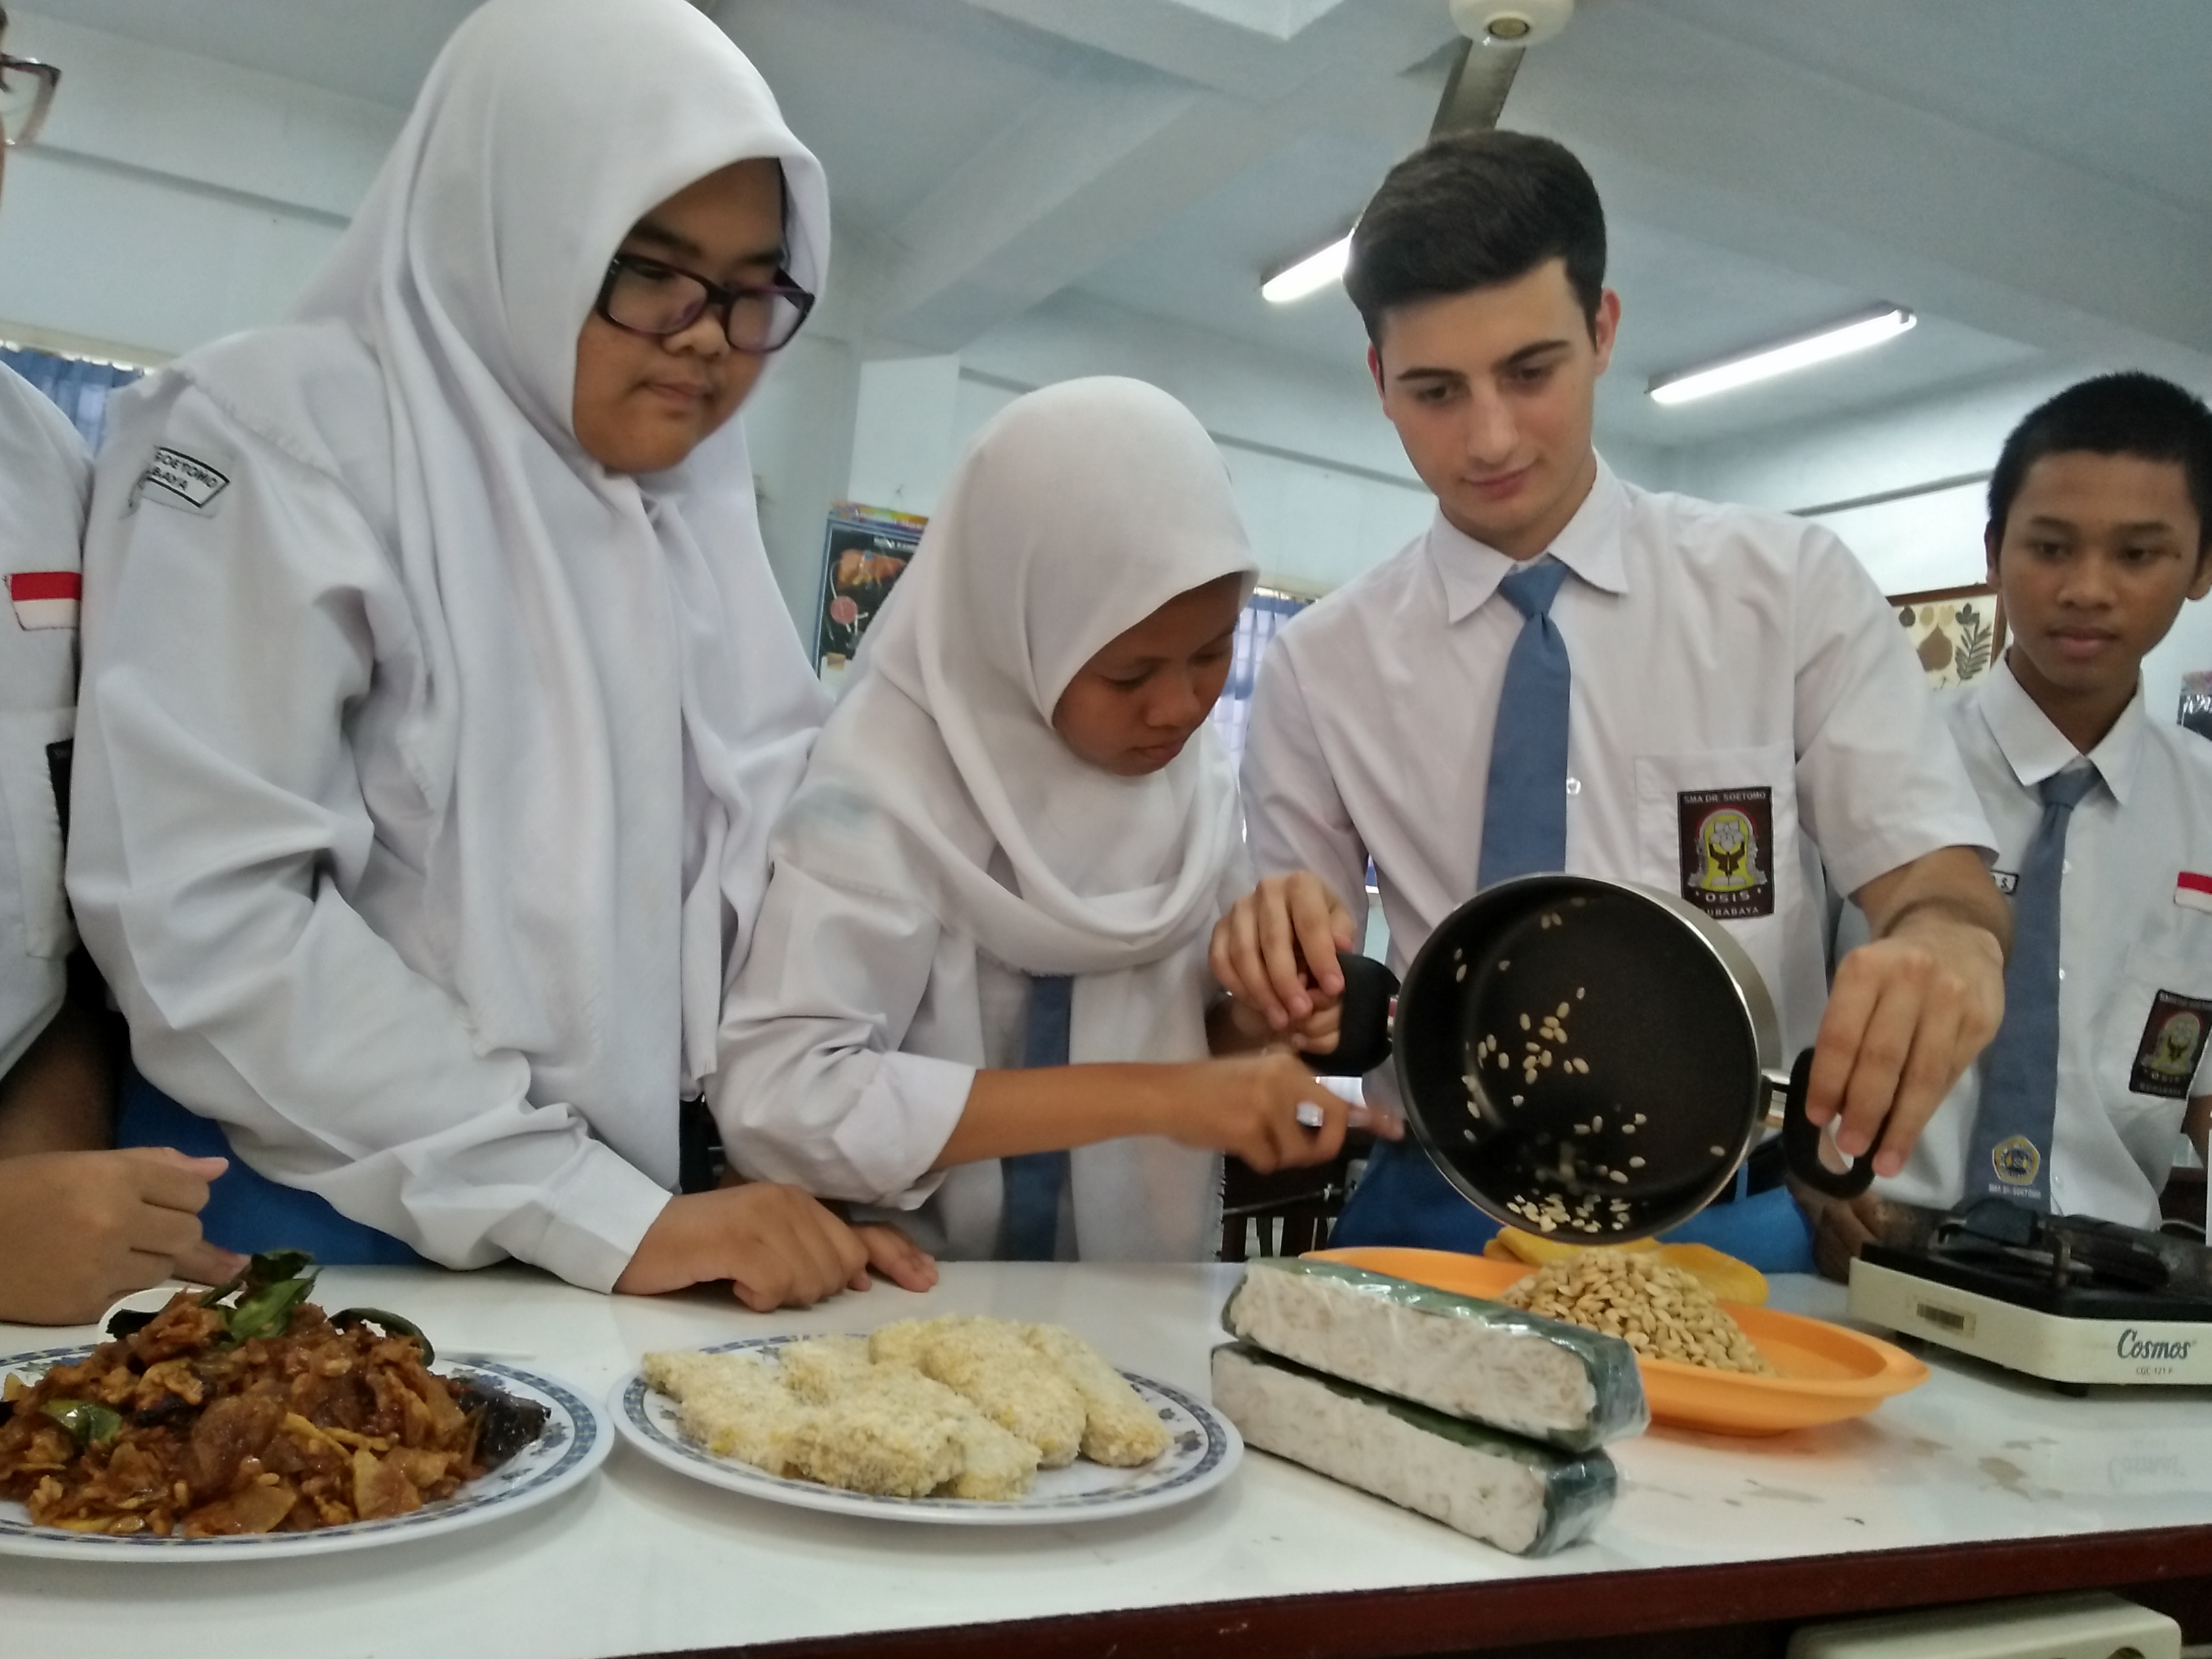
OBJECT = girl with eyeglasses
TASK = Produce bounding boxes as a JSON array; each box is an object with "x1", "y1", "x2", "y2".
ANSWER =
[{"x1": 66, "y1": 0, "x2": 936, "y2": 1309}]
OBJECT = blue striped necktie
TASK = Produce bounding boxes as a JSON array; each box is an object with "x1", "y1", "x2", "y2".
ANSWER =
[
  {"x1": 999, "y1": 975, "x2": 1073, "y2": 1260},
  {"x1": 1964, "y1": 762, "x2": 2098, "y2": 1209},
  {"x1": 1478, "y1": 559, "x2": 1573, "y2": 888}
]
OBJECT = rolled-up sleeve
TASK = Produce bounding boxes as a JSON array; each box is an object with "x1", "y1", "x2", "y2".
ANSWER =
[
  {"x1": 714, "y1": 861, "x2": 974, "y2": 1206},
  {"x1": 1791, "y1": 528, "x2": 1995, "y2": 897}
]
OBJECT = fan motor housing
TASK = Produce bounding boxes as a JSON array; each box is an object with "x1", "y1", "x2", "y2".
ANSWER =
[{"x1": 1450, "y1": 0, "x2": 1574, "y2": 48}]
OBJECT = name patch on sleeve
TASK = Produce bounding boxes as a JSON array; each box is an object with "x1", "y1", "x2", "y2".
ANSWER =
[
  {"x1": 2131, "y1": 989, "x2": 2212, "y2": 1099},
  {"x1": 135, "y1": 447, "x2": 232, "y2": 515},
  {"x1": 1677, "y1": 786, "x2": 1776, "y2": 920}
]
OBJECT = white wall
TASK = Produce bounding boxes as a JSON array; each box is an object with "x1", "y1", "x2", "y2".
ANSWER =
[
  {"x1": 0, "y1": 12, "x2": 395, "y2": 359},
  {"x1": 821, "y1": 288, "x2": 1679, "y2": 605}
]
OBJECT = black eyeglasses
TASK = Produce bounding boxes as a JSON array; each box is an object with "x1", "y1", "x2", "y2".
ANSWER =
[
  {"x1": 0, "y1": 53, "x2": 60, "y2": 148},
  {"x1": 594, "y1": 252, "x2": 815, "y2": 355}
]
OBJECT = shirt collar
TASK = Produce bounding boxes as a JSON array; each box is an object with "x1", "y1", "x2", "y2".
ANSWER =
[
  {"x1": 1974, "y1": 651, "x2": 2145, "y2": 808},
  {"x1": 1429, "y1": 455, "x2": 1631, "y2": 626}
]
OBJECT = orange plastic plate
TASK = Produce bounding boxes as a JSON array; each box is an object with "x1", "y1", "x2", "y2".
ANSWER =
[{"x1": 1308, "y1": 1246, "x2": 1929, "y2": 1437}]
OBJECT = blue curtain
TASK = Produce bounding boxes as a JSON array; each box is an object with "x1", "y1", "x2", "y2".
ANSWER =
[
  {"x1": 0, "y1": 344, "x2": 144, "y2": 451},
  {"x1": 1208, "y1": 587, "x2": 1309, "y2": 764}
]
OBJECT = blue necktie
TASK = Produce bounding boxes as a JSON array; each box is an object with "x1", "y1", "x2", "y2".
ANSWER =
[
  {"x1": 1965, "y1": 763, "x2": 2098, "y2": 1210},
  {"x1": 1000, "y1": 975, "x2": 1073, "y2": 1260},
  {"x1": 1324, "y1": 558, "x2": 1577, "y2": 1256},
  {"x1": 1477, "y1": 559, "x2": 1573, "y2": 888}
]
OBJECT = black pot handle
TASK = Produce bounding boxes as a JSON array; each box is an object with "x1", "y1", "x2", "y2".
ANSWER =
[
  {"x1": 1778, "y1": 1046, "x2": 1876, "y2": 1199},
  {"x1": 1300, "y1": 952, "x2": 1398, "y2": 1078}
]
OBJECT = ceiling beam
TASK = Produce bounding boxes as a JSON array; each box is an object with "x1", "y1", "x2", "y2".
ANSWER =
[
  {"x1": 871, "y1": 0, "x2": 1453, "y2": 348},
  {"x1": 1507, "y1": 4, "x2": 2212, "y2": 373}
]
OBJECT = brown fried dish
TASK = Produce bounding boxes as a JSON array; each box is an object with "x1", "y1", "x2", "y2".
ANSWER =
[{"x1": 0, "y1": 1256, "x2": 542, "y2": 1538}]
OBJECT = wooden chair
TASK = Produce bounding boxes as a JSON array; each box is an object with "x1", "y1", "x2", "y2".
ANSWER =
[{"x1": 1218, "y1": 1132, "x2": 1371, "y2": 1261}]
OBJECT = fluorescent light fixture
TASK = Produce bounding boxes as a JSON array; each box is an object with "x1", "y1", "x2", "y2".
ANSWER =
[
  {"x1": 1648, "y1": 306, "x2": 1915, "y2": 405},
  {"x1": 1261, "y1": 233, "x2": 1352, "y2": 304}
]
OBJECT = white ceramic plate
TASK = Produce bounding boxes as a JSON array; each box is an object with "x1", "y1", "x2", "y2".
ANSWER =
[
  {"x1": 613, "y1": 1334, "x2": 1241, "y2": 1525},
  {"x1": 0, "y1": 1349, "x2": 607, "y2": 1561}
]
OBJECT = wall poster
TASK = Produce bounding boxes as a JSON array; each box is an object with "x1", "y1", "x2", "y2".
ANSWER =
[
  {"x1": 1891, "y1": 582, "x2": 2004, "y2": 690},
  {"x1": 815, "y1": 502, "x2": 924, "y2": 686},
  {"x1": 2181, "y1": 670, "x2": 2212, "y2": 742}
]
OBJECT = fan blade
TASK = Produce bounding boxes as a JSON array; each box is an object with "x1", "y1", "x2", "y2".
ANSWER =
[{"x1": 1431, "y1": 37, "x2": 1523, "y2": 136}]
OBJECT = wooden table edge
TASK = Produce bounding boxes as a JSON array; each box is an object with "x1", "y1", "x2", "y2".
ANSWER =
[{"x1": 658, "y1": 1523, "x2": 2212, "y2": 1659}]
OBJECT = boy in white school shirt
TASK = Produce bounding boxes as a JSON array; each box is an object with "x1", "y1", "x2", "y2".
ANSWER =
[
  {"x1": 1808, "y1": 373, "x2": 2212, "y2": 1278},
  {"x1": 0, "y1": 9, "x2": 236, "y2": 1322},
  {"x1": 1216, "y1": 131, "x2": 2011, "y2": 1271}
]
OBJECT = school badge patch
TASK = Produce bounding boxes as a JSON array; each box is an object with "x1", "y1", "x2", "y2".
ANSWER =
[
  {"x1": 2130, "y1": 989, "x2": 2212, "y2": 1100},
  {"x1": 1676, "y1": 787, "x2": 1775, "y2": 920},
  {"x1": 1990, "y1": 1133, "x2": 2042, "y2": 1189}
]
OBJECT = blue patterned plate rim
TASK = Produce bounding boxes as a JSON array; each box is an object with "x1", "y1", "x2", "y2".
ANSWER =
[
  {"x1": 613, "y1": 1332, "x2": 1242, "y2": 1526},
  {"x1": 0, "y1": 1347, "x2": 607, "y2": 1560}
]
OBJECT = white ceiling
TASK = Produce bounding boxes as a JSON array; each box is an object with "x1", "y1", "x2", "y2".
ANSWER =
[{"x1": 26, "y1": 0, "x2": 2212, "y2": 456}]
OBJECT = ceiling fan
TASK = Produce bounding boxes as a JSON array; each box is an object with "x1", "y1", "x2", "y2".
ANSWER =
[
  {"x1": 1431, "y1": 0, "x2": 1574, "y2": 135},
  {"x1": 1261, "y1": 0, "x2": 1574, "y2": 300}
]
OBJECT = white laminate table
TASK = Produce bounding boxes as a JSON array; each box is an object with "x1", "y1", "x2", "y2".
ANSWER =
[{"x1": 2, "y1": 1264, "x2": 2209, "y2": 1659}]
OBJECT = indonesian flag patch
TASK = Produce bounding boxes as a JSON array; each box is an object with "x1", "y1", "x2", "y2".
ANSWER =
[
  {"x1": 8, "y1": 571, "x2": 80, "y2": 631},
  {"x1": 2178, "y1": 872, "x2": 2212, "y2": 914}
]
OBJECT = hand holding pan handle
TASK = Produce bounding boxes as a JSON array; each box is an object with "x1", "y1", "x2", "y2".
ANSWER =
[
  {"x1": 1298, "y1": 953, "x2": 1399, "y2": 1078},
  {"x1": 1776, "y1": 1048, "x2": 1877, "y2": 1199}
]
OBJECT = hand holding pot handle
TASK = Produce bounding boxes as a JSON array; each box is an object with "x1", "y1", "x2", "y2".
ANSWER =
[
  {"x1": 1780, "y1": 1048, "x2": 1877, "y2": 1199},
  {"x1": 1301, "y1": 954, "x2": 1398, "y2": 1079}
]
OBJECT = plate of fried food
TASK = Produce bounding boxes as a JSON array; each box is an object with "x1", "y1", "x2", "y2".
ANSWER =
[
  {"x1": 1313, "y1": 1240, "x2": 1927, "y2": 1437},
  {"x1": 0, "y1": 1252, "x2": 605, "y2": 1559},
  {"x1": 616, "y1": 1315, "x2": 1240, "y2": 1523}
]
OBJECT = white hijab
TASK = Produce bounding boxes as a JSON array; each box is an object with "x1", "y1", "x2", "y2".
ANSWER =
[
  {"x1": 777, "y1": 377, "x2": 1255, "y2": 1258},
  {"x1": 198, "y1": 0, "x2": 829, "y2": 1119}
]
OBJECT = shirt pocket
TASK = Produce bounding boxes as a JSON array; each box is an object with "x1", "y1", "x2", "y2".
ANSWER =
[
  {"x1": 1635, "y1": 744, "x2": 1802, "y2": 1024},
  {"x1": 2100, "y1": 941, "x2": 2212, "y2": 1114},
  {"x1": 0, "y1": 705, "x2": 77, "y2": 960},
  {"x1": 1635, "y1": 745, "x2": 1799, "y2": 920}
]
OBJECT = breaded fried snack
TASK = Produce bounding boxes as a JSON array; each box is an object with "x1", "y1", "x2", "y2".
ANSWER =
[
  {"x1": 876, "y1": 1315, "x2": 1085, "y2": 1467},
  {"x1": 1023, "y1": 1323, "x2": 1169, "y2": 1467},
  {"x1": 937, "y1": 1405, "x2": 1044, "y2": 1500},
  {"x1": 646, "y1": 1351, "x2": 813, "y2": 1474},
  {"x1": 1211, "y1": 1344, "x2": 1616, "y2": 1557},
  {"x1": 787, "y1": 1370, "x2": 964, "y2": 1498},
  {"x1": 867, "y1": 1315, "x2": 952, "y2": 1373},
  {"x1": 777, "y1": 1335, "x2": 880, "y2": 1403},
  {"x1": 787, "y1": 1338, "x2": 1042, "y2": 1500},
  {"x1": 1222, "y1": 1261, "x2": 1647, "y2": 1451}
]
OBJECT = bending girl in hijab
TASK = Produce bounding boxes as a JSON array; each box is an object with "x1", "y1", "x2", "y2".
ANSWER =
[
  {"x1": 66, "y1": 0, "x2": 933, "y2": 1309},
  {"x1": 716, "y1": 378, "x2": 1353, "y2": 1263}
]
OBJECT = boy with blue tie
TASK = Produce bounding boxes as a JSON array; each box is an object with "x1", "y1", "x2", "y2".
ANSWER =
[
  {"x1": 1810, "y1": 373, "x2": 2212, "y2": 1277},
  {"x1": 1214, "y1": 131, "x2": 2011, "y2": 1271}
]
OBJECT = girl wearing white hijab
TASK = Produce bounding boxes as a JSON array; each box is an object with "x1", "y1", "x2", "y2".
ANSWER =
[
  {"x1": 717, "y1": 378, "x2": 1352, "y2": 1262},
  {"x1": 66, "y1": 0, "x2": 933, "y2": 1309}
]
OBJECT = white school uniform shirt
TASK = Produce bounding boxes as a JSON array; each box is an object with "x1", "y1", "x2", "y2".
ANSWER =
[
  {"x1": 717, "y1": 377, "x2": 1259, "y2": 1263},
  {"x1": 1865, "y1": 657, "x2": 2212, "y2": 1228},
  {"x1": 717, "y1": 854, "x2": 1250, "y2": 1261},
  {"x1": 64, "y1": 0, "x2": 832, "y2": 1291},
  {"x1": 1242, "y1": 457, "x2": 1994, "y2": 1110},
  {"x1": 0, "y1": 365, "x2": 87, "y2": 1074}
]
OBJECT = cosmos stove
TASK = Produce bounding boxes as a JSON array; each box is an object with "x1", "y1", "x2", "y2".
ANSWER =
[{"x1": 1848, "y1": 1197, "x2": 2212, "y2": 1388}]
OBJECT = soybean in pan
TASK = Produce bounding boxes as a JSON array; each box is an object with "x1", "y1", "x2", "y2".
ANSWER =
[{"x1": 1397, "y1": 884, "x2": 1764, "y2": 1238}]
